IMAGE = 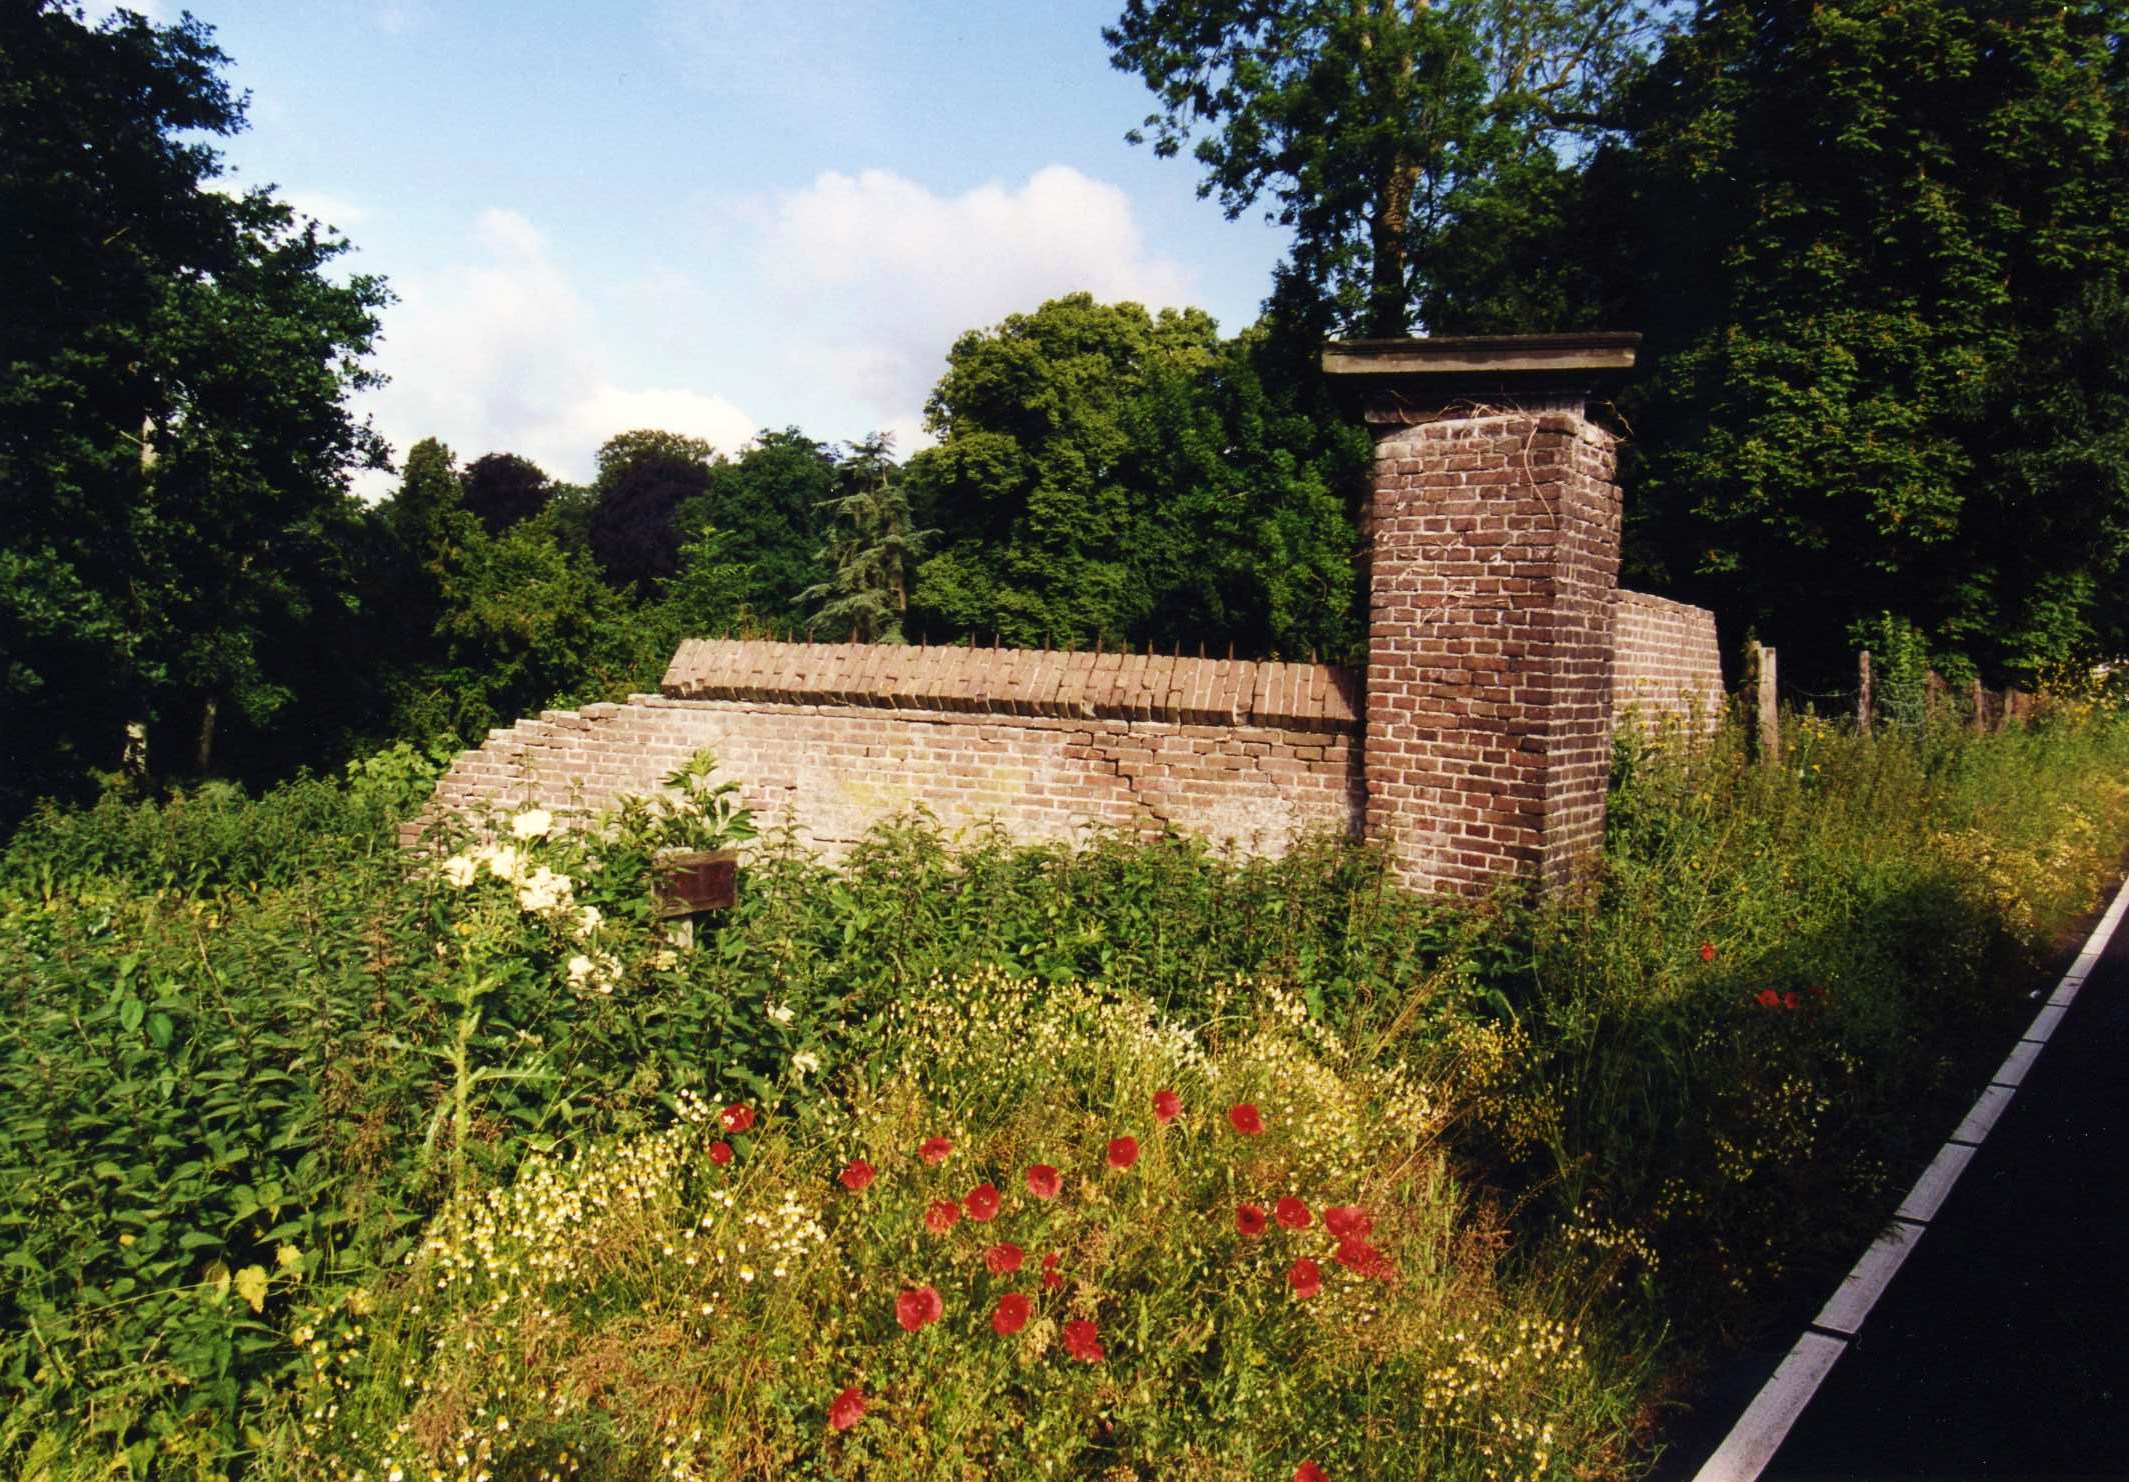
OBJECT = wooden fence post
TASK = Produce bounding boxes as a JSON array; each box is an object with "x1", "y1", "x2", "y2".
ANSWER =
[
  {"x1": 1747, "y1": 641, "x2": 1780, "y2": 764},
  {"x1": 1970, "y1": 676, "x2": 1987, "y2": 734},
  {"x1": 1857, "y1": 650, "x2": 1873, "y2": 732}
]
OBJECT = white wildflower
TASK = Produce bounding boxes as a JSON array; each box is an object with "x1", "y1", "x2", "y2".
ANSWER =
[
  {"x1": 515, "y1": 866, "x2": 575, "y2": 916},
  {"x1": 510, "y1": 808, "x2": 554, "y2": 840},
  {"x1": 792, "y1": 1051, "x2": 821, "y2": 1077},
  {"x1": 575, "y1": 904, "x2": 602, "y2": 935},
  {"x1": 766, "y1": 1003, "x2": 795, "y2": 1026},
  {"x1": 439, "y1": 853, "x2": 479, "y2": 888},
  {"x1": 481, "y1": 844, "x2": 525, "y2": 882},
  {"x1": 566, "y1": 955, "x2": 595, "y2": 985}
]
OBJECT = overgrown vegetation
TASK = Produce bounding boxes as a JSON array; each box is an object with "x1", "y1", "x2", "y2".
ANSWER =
[{"x1": 1, "y1": 704, "x2": 2122, "y2": 1477}]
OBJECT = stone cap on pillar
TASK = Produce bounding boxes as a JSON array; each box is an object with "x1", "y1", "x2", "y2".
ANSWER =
[{"x1": 1323, "y1": 332, "x2": 1640, "y2": 419}]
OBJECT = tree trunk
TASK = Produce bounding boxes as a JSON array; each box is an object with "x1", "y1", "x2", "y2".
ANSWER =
[
  {"x1": 194, "y1": 694, "x2": 217, "y2": 775},
  {"x1": 1367, "y1": 153, "x2": 1419, "y2": 336}
]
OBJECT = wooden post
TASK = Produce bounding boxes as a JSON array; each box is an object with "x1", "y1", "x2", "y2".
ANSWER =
[
  {"x1": 1748, "y1": 641, "x2": 1780, "y2": 764},
  {"x1": 1857, "y1": 650, "x2": 1873, "y2": 732},
  {"x1": 1970, "y1": 676, "x2": 1987, "y2": 734}
]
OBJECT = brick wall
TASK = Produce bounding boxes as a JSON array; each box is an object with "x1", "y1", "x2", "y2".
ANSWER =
[
  {"x1": 1611, "y1": 590, "x2": 1725, "y2": 732},
  {"x1": 411, "y1": 335, "x2": 1727, "y2": 894},
  {"x1": 408, "y1": 641, "x2": 1365, "y2": 858},
  {"x1": 1357, "y1": 399, "x2": 1622, "y2": 894}
]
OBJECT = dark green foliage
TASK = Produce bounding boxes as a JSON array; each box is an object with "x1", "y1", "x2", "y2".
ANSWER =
[
  {"x1": 1106, "y1": 0, "x2": 1661, "y2": 335},
  {"x1": 1583, "y1": 0, "x2": 2129, "y2": 684},
  {"x1": 423, "y1": 511, "x2": 639, "y2": 740},
  {"x1": 587, "y1": 447, "x2": 713, "y2": 594},
  {"x1": 703, "y1": 428, "x2": 836, "y2": 625},
  {"x1": 804, "y1": 434, "x2": 926, "y2": 643},
  {"x1": 458, "y1": 451, "x2": 552, "y2": 537},
  {"x1": 0, "y1": 3, "x2": 388, "y2": 823},
  {"x1": 907, "y1": 294, "x2": 1366, "y2": 659}
]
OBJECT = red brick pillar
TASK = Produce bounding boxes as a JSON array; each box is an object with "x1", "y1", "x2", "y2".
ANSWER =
[{"x1": 1323, "y1": 334, "x2": 1639, "y2": 895}]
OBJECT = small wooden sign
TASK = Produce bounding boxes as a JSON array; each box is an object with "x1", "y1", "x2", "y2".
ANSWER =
[{"x1": 652, "y1": 849, "x2": 737, "y2": 919}]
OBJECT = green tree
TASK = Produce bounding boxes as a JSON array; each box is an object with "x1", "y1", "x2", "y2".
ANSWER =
[
  {"x1": 1106, "y1": 0, "x2": 1659, "y2": 335},
  {"x1": 586, "y1": 430, "x2": 716, "y2": 593},
  {"x1": 424, "y1": 512, "x2": 632, "y2": 740},
  {"x1": 909, "y1": 295, "x2": 1219, "y2": 647},
  {"x1": 1, "y1": 3, "x2": 388, "y2": 818},
  {"x1": 908, "y1": 293, "x2": 1364, "y2": 658},
  {"x1": 804, "y1": 435, "x2": 927, "y2": 644},
  {"x1": 1594, "y1": 0, "x2": 2129, "y2": 681},
  {"x1": 702, "y1": 428, "x2": 836, "y2": 625},
  {"x1": 460, "y1": 451, "x2": 552, "y2": 537}
]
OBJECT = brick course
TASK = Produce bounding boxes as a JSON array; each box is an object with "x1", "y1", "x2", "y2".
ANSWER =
[
  {"x1": 1612, "y1": 590, "x2": 1725, "y2": 733},
  {"x1": 405, "y1": 645, "x2": 1366, "y2": 859},
  {"x1": 1356, "y1": 397, "x2": 1621, "y2": 895}
]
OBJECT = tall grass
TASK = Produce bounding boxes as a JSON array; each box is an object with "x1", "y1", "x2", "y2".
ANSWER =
[{"x1": 0, "y1": 706, "x2": 2121, "y2": 1476}]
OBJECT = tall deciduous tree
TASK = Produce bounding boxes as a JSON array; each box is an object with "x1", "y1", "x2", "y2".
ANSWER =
[
  {"x1": 1106, "y1": 0, "x2": 1659, "y2": 335},
  {"x1": 586, "y1": 430, "x2": 716, "y2": 593},
  {"x1": 1594, "y1": 0, "x2": 2129, "y2": 680},
  {"x1": 702, "y1": 428, "x2": 836, "y2": 625},
  {"x1": 907, "y1": 293, "x2": 1364, "y2": 658},
  {"x1": 459, "y1": 451, "x2": 552, "y2": 537},
  {"x1": 1, "y1": 3, "x2": 388, "y2": 818}
]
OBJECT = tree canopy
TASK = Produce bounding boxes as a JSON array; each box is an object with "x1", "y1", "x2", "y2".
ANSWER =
[
  {"x1": 1573, "y1": 0, "x2": 2129, "y2": 681},
  {"x1": 908, "y1": 293, "x2": 1365, "y2": 658},
  {"x1": 1106, "y1": 0, "x2": 1661, "y2": 335},
  {"x1": 1, "y1": 2, "x2": 388, "y2": 820}
]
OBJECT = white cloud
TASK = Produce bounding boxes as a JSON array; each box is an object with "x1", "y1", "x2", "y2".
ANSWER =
[
  {"x1": 354, "y1": 208, "x2": 752, "y2": 498},
  {"x1": 283, "y1": 191, "x2": 368, "y2": 233},
  {"x1": 753, "y1": 165, "x2": 1198, "y2": 434}
]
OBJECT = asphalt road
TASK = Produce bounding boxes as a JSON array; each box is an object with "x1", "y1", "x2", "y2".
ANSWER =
[{"x1": 1664, "y1": 885, "x2": 2129, "y2": 1481}]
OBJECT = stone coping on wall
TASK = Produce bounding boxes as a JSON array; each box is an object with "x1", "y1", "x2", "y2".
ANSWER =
[{"x1": 659, "y1": 638, "x2": 1363, "y2": 733}]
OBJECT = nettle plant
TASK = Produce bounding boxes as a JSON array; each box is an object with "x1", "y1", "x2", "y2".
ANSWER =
[{"x1": 292, "y1": 971, "x2": 1625, "y2": 1480}]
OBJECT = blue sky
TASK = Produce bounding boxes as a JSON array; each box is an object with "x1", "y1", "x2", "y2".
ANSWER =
[{"x1": 126, "y1": 1, "x2": 1295, "y2": 493}]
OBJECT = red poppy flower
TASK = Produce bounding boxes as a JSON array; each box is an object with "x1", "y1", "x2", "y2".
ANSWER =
[
  {"x1": 1333, "y1": 1238, "x2": 1393, "y2": 1280},
  {"x1": 1287, "y1": 1257, "x2": 1323, "y2": 1299},
  {"x1": 1228, "y1": 1103, "x2": 1264, "y2": 1136},
  {"x1": 1322, "y1": 1206, "x2": 1372, "y2": 1241},
  {"x1": 1041, "y1": 1251, "x2": 1063, "y2": 1290},
  {"x1": 1295, "y1": 1463, "x2": 1330, "y2": 1482},
  {"x1": 1698, "y1": 941, "x2": 1717, "y2": 963},
  {"x1": 895, "y1": 1285, "x2": 942, "y2": 1332},
  {"x1": 919, "y1": 1136, "x2": 953, "y2": 1165},
  {"x1": 1025, "y1": 1163, "x2": 1061, "y2": 1199},
  {"x1": 1809, "y1": 983, "x2": 1829, "y2": 1002},
  {"x1": 1755, "y1": 987, "x2": 1782, "y2": 1009},
  {"x1": 1782, "y1": 990, "x2": 1799, "y2": 1011},
  {"x1": 720, "y1": 1103, "x2": 755, "y2": 1133},
  {"x1": 1236, "y1": 1202, "x2": 1268, "y2": 1237},
  {"x1": 1275, "y1": 1196, "x2": 1311, "y2": 1229},
  {"x1": 839, "y1": 1158, "x2": 876, "y2": 1192},
  {"x1": 708, "y1": 1140, "x2": 733, "y2": 1166},
  {"x1": 1152, "y1": 1089, "x2": 1181, "y2": 1125},
  {"x1": 1106, "y1": 1136, "x2": 1140, "y2": 1171},
  {"x1": 985, "y1": 1242, "x2": 1024, "y2": 1275},
  {"x1": 992, "y1": 1290, "x2": 1031, "y2": 1335},
  {"x1": 1062, "y1": 1318, "x2": 1104, "y2": 1363},
  {"x1": 924, "y1": 1199, "x2": 960, "y2": 1235},
  {"x1": 1042, "y1": 1250, "x2": 1061, "y2": 1269},
  {"x1": 964, "y1": 1183, "x2": 1001, "y2": 1221},
  {"x1": 829, "y1": 1385, "x2": 866, "y2": 1432}
]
